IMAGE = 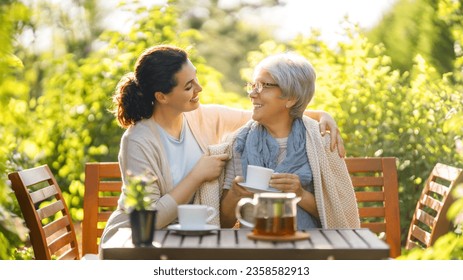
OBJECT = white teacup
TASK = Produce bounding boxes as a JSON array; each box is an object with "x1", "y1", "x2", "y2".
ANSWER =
[
  {"x1": 246, "y1": 165, "x2": 274, "y2": 190},
  {"x1": 177, "y1": 204, "x2": 217, "y2": 230}
]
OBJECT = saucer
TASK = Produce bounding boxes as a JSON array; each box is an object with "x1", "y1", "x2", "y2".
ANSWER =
[
  {"x1": 237, "y1": 182, "x2": 280, "y2": 193},
  {"x1": 167, "y1": 224, "x2": 219, "y2": 236}
]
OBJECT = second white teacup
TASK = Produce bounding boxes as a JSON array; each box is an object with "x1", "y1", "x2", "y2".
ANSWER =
[
  {"x1": 177, "y1": 204, "x2": 217, "y2": 230},
  {"x1": 246, "y1": 165, "x2": 274, "y2": 190}
]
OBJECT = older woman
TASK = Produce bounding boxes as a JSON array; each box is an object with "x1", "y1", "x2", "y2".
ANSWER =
[{"x1": 221, "y1": 52, "x2": 360, "y2": 229}]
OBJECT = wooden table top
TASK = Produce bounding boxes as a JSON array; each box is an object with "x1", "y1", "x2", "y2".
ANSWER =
[{"x1": 101, "y1": 228, "x2": 390, "y2": 260}]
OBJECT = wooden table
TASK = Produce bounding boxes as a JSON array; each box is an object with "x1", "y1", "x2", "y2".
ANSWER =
[{"x1": 101, "y1": 228, "x2": 390, "y2": 260}]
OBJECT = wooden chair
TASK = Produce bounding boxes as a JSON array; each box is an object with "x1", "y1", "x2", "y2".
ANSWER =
[
  {"x1": 405, "y1": 163, "x2": 463, "y2": 250},
  {"x1": 8, "y1": 165, "x2": 81, "y2": 260},
  {"x1": 82, "y1": 162, "x2": 122, "y2": 255},
  {"x1": 344, "y1": 157, "x2": 401, "y2": 258}
]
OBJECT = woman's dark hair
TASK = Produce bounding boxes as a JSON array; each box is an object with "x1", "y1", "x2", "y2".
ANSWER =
[{"x1": 112, "y1": 45, "x2": 188, "y2": 128}]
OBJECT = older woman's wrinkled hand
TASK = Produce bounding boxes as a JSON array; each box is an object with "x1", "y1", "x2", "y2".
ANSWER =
[{"x1": 269, "y1": 173, "x2": 303, "y2": 197}]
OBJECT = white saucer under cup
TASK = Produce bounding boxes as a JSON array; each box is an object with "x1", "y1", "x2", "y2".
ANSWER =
[
  {"x1": 177, "y1": 204, "x2": 217, "y2": 230},
  {"x1": 237, "y1": 182, "x2": 279, "y2": 193}
]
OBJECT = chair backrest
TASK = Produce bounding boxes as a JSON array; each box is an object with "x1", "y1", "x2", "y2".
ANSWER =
[
  {"x1": 405, "y1": 163, "x2": 463, "y2": 250},
  {"x1": 82, "y1": 162, "x2": 122, "y2": 255},
  {"x1": 8, "y1": 165, "x2": 80, "y2": 260},
  {"x1": 344, "y1": 157, "x2": 401, "y2": 258}
]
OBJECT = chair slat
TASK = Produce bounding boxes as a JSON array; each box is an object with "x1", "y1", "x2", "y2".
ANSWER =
[
  {"x1": 99, "y1": 181, "x2": 123, "y2": 192},
  {"x1": 405, "y1": 241, "x2": 419, "y2": 250},
  {"x1": 410, "y1": 224, "x2": 431, "y2": 246},
  {"x1": 57, "y1": 248, "x2": 80, "y2": 260},
  {"x1": 419, "y1": 194, "x2": 443, "y2": 212},
  {"x1": 358, "y1": 207, "x2": 385, "y2": 217},
  {"x1": 355, "y1": 191, "x2": 384, "y2": 202},
  {"x1": 43, "y1": 216, "x2": 71, "y2": 238},
  {"x1": 36, "y1": 200, "x2": 65, "y2": 220},
  {"x1": 29, "y1": 185, "x2": 58, "y2": 204},
  {"x1": 361, "y1": 222, "x2": 386, "y2": 234},
  {"x1": 99, "y1": 163, "x2": 122, "y2": 177},
  {"x1": 98, "y1": 212, "x2": 113, "y2": 222},
  {"x1": 433, "y1": 163, "x2": 462, "y2": 181},
  {"x1": 351, "y1": 177, "x2": 384, "y2": 187},
  {"x1": 415, "y1": 209, "x2": 436, "y2": 228},
  {"x1": 18, "y1": 166, "x2": 52, "y2": 186},
  {"x1": 48, "y1": 231, "x2": 76, "y2": 255},
  {"x1": 99, "y1": 197, "x2": 119, "y2": 207},
  {"x1": 428, "y1": 181, "x2": 450, "y2": 197}
]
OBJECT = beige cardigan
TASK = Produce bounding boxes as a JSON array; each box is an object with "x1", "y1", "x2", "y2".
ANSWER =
[{"x1": 224, "y1": 117, "x2": 360, "y2": 229}]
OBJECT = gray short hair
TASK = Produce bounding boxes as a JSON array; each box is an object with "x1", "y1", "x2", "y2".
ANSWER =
[{"x1": 254, "y1": 52, "x2": 316, "y2": 118}]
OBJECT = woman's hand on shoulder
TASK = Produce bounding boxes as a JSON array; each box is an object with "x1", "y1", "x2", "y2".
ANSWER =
[{"x1": 318, "y1": 112, "x2": 346, "y2": 158}]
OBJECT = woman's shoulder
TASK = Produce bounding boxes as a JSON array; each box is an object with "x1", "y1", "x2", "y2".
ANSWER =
[
  {"x1": 186, "y1": 104, "x2": 250, "y2": 118},
  {"x1": 122, "y1": 119, "x2": 158, "y2": 143}
]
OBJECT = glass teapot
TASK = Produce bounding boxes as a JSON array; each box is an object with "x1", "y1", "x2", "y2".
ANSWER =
[{"x1": 235, "y1": 192, "x2": 301, "y2": 236}]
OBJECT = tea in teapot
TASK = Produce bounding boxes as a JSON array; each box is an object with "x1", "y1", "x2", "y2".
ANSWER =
[{"x1": 235, "y1": 192, "x2": 301, "y2": 236}]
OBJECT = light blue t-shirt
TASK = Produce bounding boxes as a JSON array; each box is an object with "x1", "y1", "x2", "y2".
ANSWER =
[{"x1": 156, "y1": 118, "x2": 202, "y2": 187}]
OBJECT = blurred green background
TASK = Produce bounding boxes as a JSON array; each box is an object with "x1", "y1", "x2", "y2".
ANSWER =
[{"x1": 1, "y1": 0, "x2": 462, "y2": 259}]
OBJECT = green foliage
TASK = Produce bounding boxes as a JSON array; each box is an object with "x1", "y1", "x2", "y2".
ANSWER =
[
  {"x1": 0, "y1": 0, "x2": 31, "y2": 260},
  {"x1": 437, "y1": 0, "x2": 463, "y2": 82},
  {"x1": 174, "y1": 0, "x2": 279, "y2": 93},
  {"x1": 368, "y1": 0, "x2": 456, "y2": 76}
]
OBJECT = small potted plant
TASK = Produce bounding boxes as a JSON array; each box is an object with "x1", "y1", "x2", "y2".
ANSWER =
[{"x1": 124, "y1": 171, "x2": 158, "y2": 246}]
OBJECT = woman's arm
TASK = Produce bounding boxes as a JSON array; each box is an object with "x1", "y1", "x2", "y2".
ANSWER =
[
  {"x1": 303, "y1": 110, "x2": 345, "y2": 157},
  {"x1": 121, "y1": 133, "x2": 229, "y2": 228},
  {"x1": 200, "y1": 105, "x2": 345, "y2": 156}
]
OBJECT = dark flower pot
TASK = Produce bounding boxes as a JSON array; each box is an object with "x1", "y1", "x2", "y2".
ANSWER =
[{"x1": 130, "y1": 209, "x2": 157, "y2": 246}]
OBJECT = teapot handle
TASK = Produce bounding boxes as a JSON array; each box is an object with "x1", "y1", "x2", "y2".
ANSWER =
[{"x1": 235, "y1": 198, "x2": 255, "y2": 228}]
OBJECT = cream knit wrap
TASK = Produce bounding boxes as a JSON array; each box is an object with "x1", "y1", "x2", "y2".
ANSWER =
[
  {"x1": 193, "y1": 143, "x2": 231, "y2": 226},
  {"x1": 301, "y1": 117, "x2": 360, "y2": 228}
]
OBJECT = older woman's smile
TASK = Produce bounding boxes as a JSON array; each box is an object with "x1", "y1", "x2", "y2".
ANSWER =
[{"x1": 253, "y1": 103, "x2": 263, "y2": 109}]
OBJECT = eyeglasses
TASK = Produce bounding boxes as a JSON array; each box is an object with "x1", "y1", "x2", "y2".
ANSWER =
[{"x1": 245, "y1": 82, "x2": 279, "y2": 94}]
